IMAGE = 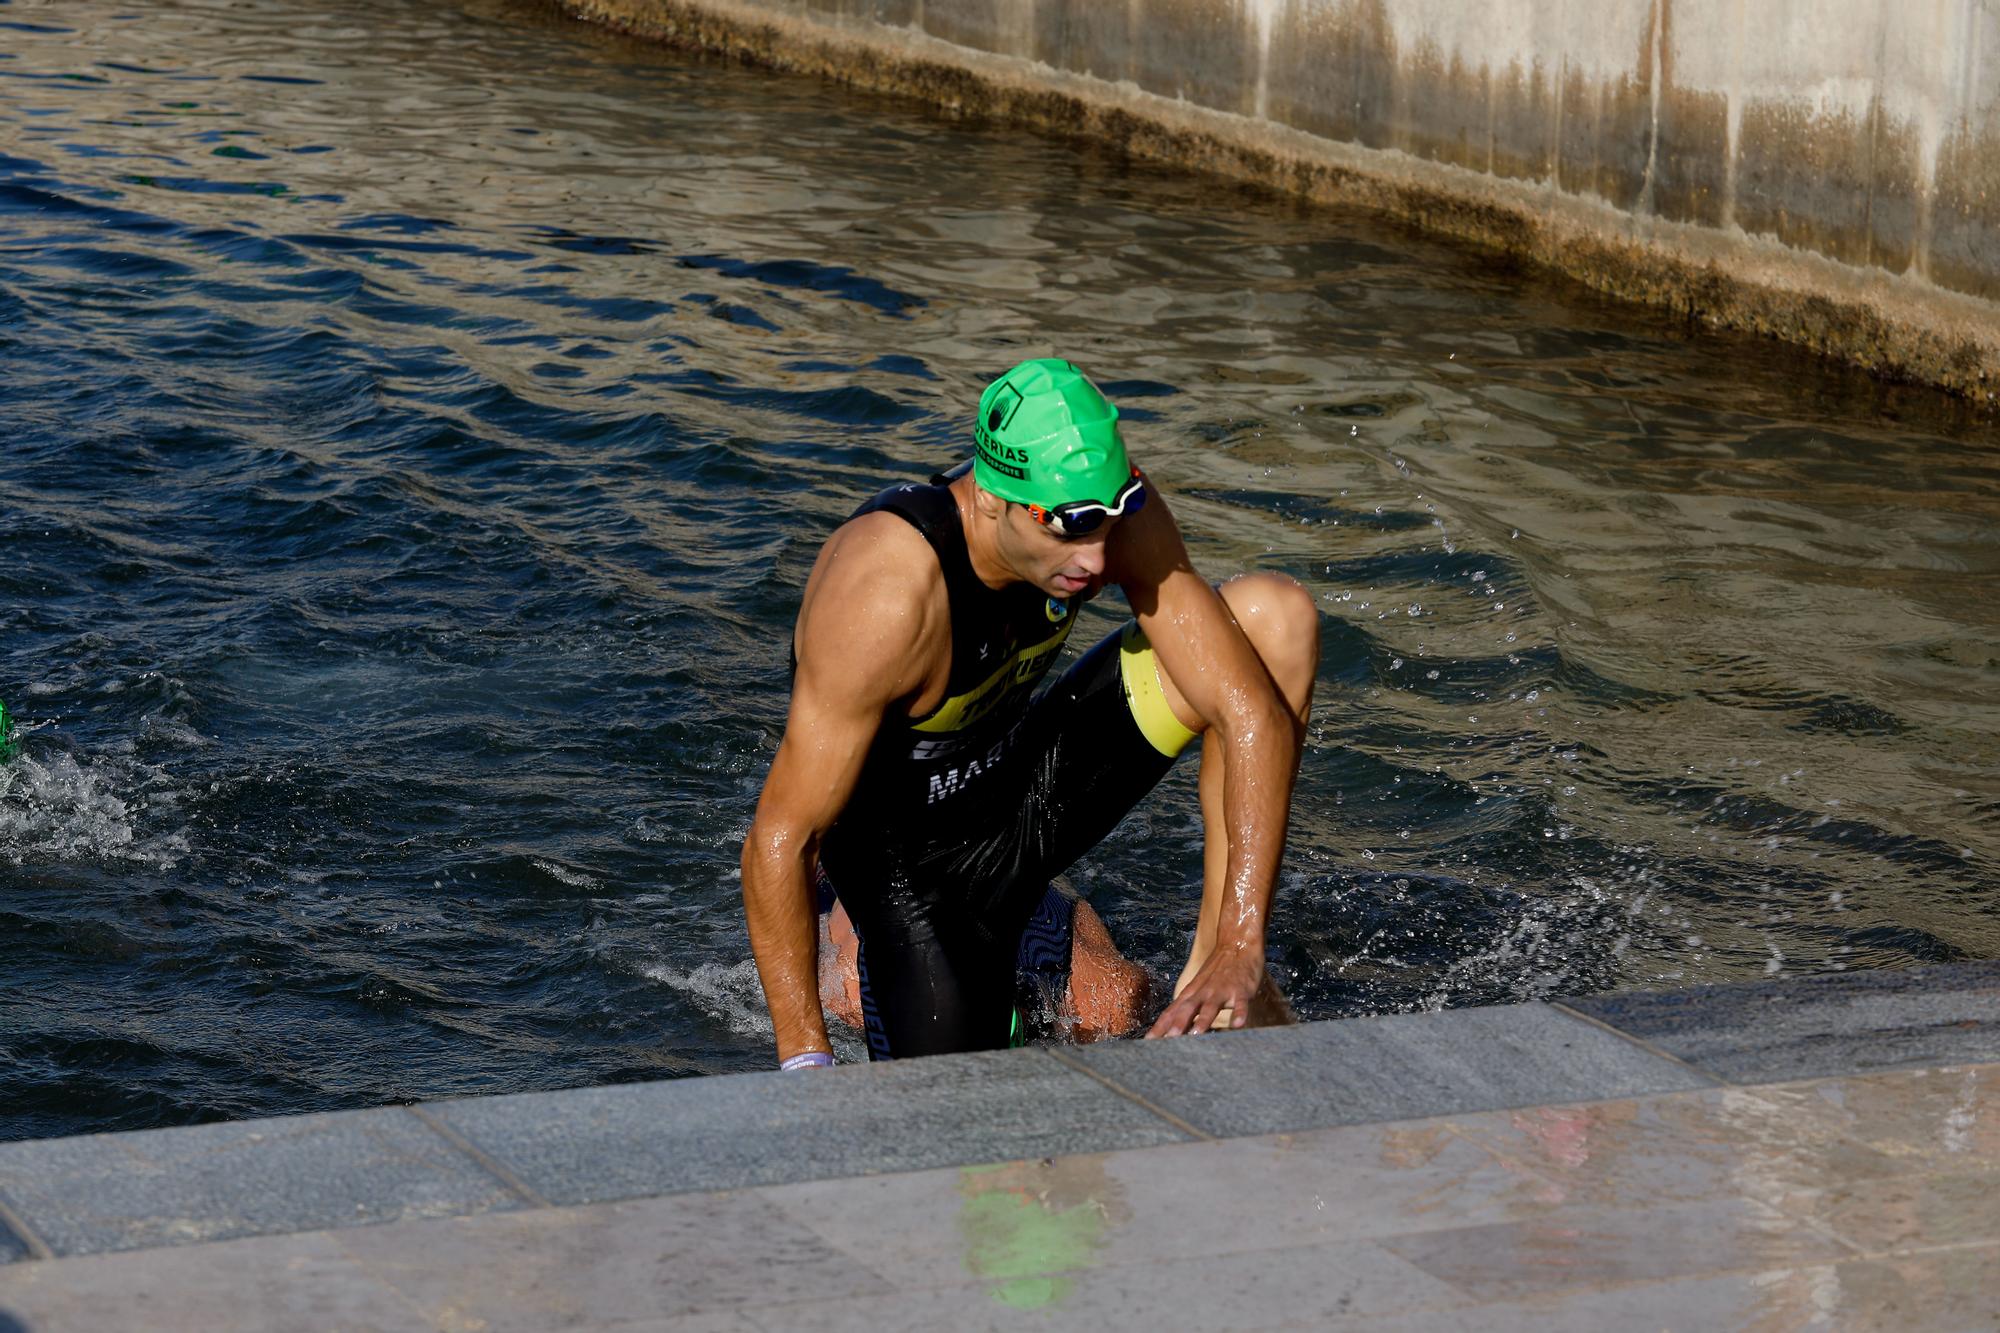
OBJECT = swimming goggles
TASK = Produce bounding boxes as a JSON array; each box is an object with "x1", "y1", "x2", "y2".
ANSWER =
[{"x1": 1024, "y1": 469, "x2": 1148, "y2": 538}]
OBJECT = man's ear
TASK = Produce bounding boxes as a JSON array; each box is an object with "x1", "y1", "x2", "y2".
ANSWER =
[{"x1": 971, "y1": 485, "x2": 1005, "y2": 520}]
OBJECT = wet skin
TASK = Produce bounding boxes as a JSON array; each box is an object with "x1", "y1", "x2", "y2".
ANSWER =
[{"x1": 741, "y1": 468, "x2": 1319, "y2": 1063}]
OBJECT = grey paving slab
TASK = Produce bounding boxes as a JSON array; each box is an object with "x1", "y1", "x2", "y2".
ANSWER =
[
  {"x1": 1444, "y1": 1083, "x2": 1916, "y2": 1212},
  {"x1": 1767, "y1": 1163, "x2": 2000, "y2": 1254},
  {"x1": 429, "y1": 1047, "x2": 1190, "y2": 1206},
  {"x1": 1810, "y1": 1246, "x2": 2000, "y2": 1333},
  {"x1": 330, "y1": 1190, "x2": 881, "y2": 1331},
  {"x1": 0, "y1": 1228, "x2": 423, "y2": 1332},
  {"x1": 0, "y1": 1106, "x2": 522, "y2": 1258},
  {"x1": 0, "y1": 1057, "x2": 1993, "y2": 1332},
  {"x1": 1324, "y1": 1250, "x2": 2000, "y2": 1333},
  {"x1": 1378, "y1": 1195, "x2": 1849, "y2": 1301},
  {"x1": 0, "y1": 1218, "x2": 27, "y2": 1266},
  {"x1": 731, "y1": 1236, "x2": 1463, "y2": 1332},
  {"x1": 569, "y1": 1318, "x2": 760, "y2": 1333},
  {"x1": 773, "y1": 1119, "x2": 1568, "y2": 1290},
  {"x1": 1065, "y1": 1002, "x2": 1715, "y2": 1138},
  {"x1": 1566, "y1": 960, "x2": 2000, "y2": 1084},
  {"x1": 1306, "y1": 1264, "x2": 1864, "y2": 1333},
  {"x1": 1740, "y1": 1063, "x2": 2000, "y2": 1172},
  {"x1": 580, "y1": 1317, "x2": 761, "y2": 1333}
]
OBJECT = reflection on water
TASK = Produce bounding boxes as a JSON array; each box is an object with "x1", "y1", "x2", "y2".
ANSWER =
[{"x1": 0, "y1": 0, "x2": 1994, "y2": 1138}]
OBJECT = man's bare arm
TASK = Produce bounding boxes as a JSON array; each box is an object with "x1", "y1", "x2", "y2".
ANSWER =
[
  {"x1": 741, "y1": 513, "x2": 939, "y2": 1063},
  {"x1": 1112, "y1": 494, "x2": 1299, "y2": 1037}
]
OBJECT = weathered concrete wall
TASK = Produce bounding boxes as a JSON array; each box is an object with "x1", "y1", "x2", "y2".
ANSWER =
[{"x1": 556, "y1": 0, "x2": 2000, "y2": 404}]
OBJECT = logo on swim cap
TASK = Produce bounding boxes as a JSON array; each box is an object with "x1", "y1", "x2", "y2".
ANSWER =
[{"x1": 972, "y1": 358, "x2": 1130, "y2": 510}]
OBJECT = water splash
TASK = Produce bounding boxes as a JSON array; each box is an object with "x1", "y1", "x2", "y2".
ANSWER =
[{"x1": 0, "y1": 749, "x2": 190, "y2": 868}]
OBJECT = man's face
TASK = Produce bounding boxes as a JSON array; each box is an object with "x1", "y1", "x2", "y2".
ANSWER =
[{"x1": 995, "y1": 499, "x2": 1115, "y2": 599}]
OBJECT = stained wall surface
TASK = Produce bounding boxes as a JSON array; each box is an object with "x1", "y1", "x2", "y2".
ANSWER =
[{"x1": 561, "y1": 0, "x2": 2000, "y2": 400}]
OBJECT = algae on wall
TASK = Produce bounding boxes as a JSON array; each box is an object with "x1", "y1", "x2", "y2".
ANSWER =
[{"x1": 559, "y1": 0, "x2": 2000, "y2": 404}]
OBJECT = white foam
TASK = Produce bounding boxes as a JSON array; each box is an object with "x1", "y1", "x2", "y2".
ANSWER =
[
  {"x1": 0, "y1": 749, "x2": 190, "y2": 868},
  {"x1": 531, "y1": 858, "x2": 600, "y2": 890},
  {"x1": 642, "y1": 957, "x2": 774, "y2": 1039}
]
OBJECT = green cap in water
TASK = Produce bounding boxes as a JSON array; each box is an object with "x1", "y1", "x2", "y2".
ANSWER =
[
  {"x1": 0, "y1": 699, "x2": 13, "y2": 760},
  {"x1": 972, "y1": 358, "x2": 1130, "y2": 510}
]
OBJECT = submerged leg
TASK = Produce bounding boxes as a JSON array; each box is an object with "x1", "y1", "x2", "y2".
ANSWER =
[
  {"x1": 824, "y1": 892, "x2": 1150, "y2": 1043},
  {"x1": 1064, "y1": 898, "x2": 1151, "y2": 1040}
]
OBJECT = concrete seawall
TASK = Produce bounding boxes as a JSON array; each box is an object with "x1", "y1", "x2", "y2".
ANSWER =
[
  {"x1": 555, "y1": 0, "x2": 2000, "y2": 406},
  {"x1": 2, "y1": 963, "x2": 1996, "y2": 1328}
]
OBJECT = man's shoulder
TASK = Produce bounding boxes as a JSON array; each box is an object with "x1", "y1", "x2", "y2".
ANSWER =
[
  {"x1": 801, "y1": 507, "x2": 943, "y2": 640},
  {"x1": 823, "y1": 507, "x2": 940, "y2": 586}
]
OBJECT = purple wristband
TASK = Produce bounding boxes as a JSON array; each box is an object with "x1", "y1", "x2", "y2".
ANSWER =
[{"x1": 780, "y1": 1051, "x2": 834, "y2": 1071}]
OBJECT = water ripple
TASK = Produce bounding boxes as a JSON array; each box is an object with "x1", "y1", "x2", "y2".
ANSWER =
[{"x1": 1, "y1": 0, "x2": 1994, "y2": 1141}]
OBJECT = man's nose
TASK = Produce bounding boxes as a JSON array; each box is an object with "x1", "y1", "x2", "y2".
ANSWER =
[{"x1": 1070, "y1": 537, "x2": 1108, "y2": 576}]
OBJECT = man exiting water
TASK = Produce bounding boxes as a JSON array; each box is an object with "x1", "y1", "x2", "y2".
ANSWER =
[{"x1": 742, "y1": 358, "x2": 1318, "y2": 1066}]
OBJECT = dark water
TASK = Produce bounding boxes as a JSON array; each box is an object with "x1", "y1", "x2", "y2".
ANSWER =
[{"x1": 2, "y1": 0, "x2": 1996, "y2": 1142}]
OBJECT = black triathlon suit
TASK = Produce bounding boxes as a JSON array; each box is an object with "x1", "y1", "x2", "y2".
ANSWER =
[{"x1": 814, "y1": 466, "x2": 1197, "y2": 1060}]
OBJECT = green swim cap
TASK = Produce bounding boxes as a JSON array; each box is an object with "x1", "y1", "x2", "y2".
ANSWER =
[{"x1": 973, "y1": 358, "x2": 1130, "y2": 509}]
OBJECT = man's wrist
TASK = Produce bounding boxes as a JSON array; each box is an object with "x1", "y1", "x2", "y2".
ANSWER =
[
  {"x1": 775, "y1": 1019, "x2": 834, "y2": 1066},
  {"x1": 780, "y1": 1050, "x2": 834, "y2": 1071},
  {"x1": 1214, "y1": 930, "x2": 1269, "y2": 959}
]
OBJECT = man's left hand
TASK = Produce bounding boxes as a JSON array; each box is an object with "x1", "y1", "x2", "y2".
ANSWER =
[{"x1": 1145, "y1": 950, "x2": 1266, "y2": 1038}]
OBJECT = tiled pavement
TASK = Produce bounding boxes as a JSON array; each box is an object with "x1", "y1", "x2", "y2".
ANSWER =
[{"x1": 0, "y1": 963, "x2": 1995, "y2": 1331}]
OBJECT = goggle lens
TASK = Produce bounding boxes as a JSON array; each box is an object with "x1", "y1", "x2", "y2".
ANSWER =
[{"x1": 1026, "y1": 471, "x2": 1147, "y2": 538}]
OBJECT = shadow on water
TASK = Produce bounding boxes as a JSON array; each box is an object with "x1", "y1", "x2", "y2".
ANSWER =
[{"x1": 0, "y1": 0, "x2": 1996, "y2": 1139}]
